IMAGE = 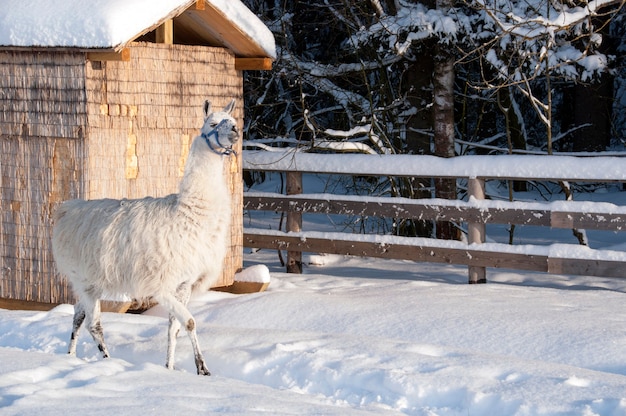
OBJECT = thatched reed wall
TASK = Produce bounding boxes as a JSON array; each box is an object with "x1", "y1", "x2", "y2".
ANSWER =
[
  {"x1": 1, "y1": 50, "x2": 85, "y2": 304},
  {"x1": 1, "y1": 42, "x2": 243, "y2": 304}
]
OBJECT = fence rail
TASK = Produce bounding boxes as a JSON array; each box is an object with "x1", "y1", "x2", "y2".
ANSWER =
[
  {"x1": 243, "y1": 192, "x2": 626, "y2": 231},
  {"x1": 242, "y1": 151, "x2": 626, "y2": 283}
]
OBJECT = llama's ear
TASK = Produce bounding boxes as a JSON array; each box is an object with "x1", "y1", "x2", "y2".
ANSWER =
[
  {"x1": 203, "y1": 100, "x2": 211, "y2": 119},
  {"x1": 223, "y1": 99, "x2": 236, "y2": 115}
]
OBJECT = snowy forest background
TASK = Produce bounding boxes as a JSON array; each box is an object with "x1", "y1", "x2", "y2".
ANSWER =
[
  {"x1": 241, "y1": 0, "x2": 625, "y2": 153},
  {"x1": 238, "y1": 0, "x2": 626, "y2": 239}
]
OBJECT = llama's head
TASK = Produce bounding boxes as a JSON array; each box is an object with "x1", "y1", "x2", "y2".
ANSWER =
[{"x1": 200, "y1": 99, "x2": 239, "y2": 155}]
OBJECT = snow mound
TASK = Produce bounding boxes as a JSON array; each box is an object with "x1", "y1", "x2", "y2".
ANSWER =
[{"x1": 234, "y1": 264, "x2": 271, "y2": 283}]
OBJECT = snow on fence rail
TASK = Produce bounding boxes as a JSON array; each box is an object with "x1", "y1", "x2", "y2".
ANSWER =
[
  {"x1": 242, "y1": 150, "x2": 626, "y2": 283},
  {"x1": 243, "y1": 150, "x2": 626, "y2": 182}
]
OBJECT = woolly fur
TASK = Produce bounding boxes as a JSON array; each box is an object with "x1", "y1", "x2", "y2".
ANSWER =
[{"x1": 52, "y1": 100, "x2": 238, "y2": 375}]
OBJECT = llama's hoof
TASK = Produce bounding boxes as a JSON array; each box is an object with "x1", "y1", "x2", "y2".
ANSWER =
[
  {"x1": 197, "y1": 364, "x2": 211, "y2": 376},
  {"x1": 195, "y1": 355, "x2": 211, "y2": 375}
]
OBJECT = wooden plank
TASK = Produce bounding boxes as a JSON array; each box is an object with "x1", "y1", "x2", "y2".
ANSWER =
[
  {"x1": 100, "y1": 301, "x2": 133, "y2": 313},
  {"x1": 87, "y1": 48, "x2": 131, "y2": 62},
  {"x1": 551, "y1": 211, "x2": 574, "y2": 229},
  {"x1": 156, "y1": 20, "x2": 174, "y2": 44},
  {"x1": 0, "y1": 298, "x2": 137, "y2": 313},
  {"x1": 243, "y1": 231, "x2": 549, "y2": 272},
  {"x1": 0, "y1": 298, "x2": 60, "y2": 311},
  {"x1": 548, "y1": 257, "x2": 626, "y2": 278},
  {"x1": 244, "y1": 193, "x2": 551, "y2": 226},
  {"x1": 551, "y1": 211, "x2": 626, "y2": 231},
  {"x1": 178, "y1": 3, "x2": 271, "y2": 58},
  {"x1": 244, "y1": 194, "x2": 626, "y2": 232},
  {"x1": 213, "y1": 281, "x2": 270, "y2": 294},
  {"x1": 235, "y1": 58, "x2": 273, "y2": 71},
  {"x1": 245, "y1": 230, "x2": 626, "y2": 278},
  {"x1": 244, "y1": 194, "x2": 552, "y2": 225}
]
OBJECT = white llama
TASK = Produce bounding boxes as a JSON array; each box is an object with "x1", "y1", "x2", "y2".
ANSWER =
[{"x1": 52, "y1": 99, "x2": 238, "y2": 375}]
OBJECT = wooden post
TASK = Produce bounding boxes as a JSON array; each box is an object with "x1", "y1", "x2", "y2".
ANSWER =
[
  {"x1": 467, "y1": 177, "x2": 487, "y2": 283},
  {"x1": 286, "y1": 172, "x2": 303, "y2": 273},
  {"x1": 156, "y1": 20, "x2": 173, "y2": 44}
]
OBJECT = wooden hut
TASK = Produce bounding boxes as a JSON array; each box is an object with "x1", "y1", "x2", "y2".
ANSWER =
[{"x1": 0, "y1": 0, "x2": 275, "y2": 308}]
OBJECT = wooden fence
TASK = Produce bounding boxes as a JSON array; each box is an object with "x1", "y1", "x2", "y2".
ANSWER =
[{"x1": 242, "y1": 151, "x2": 626, "y2": 283}]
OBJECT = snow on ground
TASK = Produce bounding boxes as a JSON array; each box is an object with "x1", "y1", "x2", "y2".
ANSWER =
[
  {"x1": 2, "y1": 172, "x2": 625, "y2": 415},
  {"x1": 2, "y1": 250, "x2": 626, "y2": 415}
]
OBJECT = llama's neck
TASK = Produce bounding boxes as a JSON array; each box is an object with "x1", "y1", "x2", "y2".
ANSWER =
[{"x1": 177, "y1": 137, "x2": 229, "y2": 209}]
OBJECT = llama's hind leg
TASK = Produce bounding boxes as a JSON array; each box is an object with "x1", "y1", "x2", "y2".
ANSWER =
[
  {"x1": 157, "y1": 291, "x2": 210, "y2": 376},
  {"x1": 68, "y1": 302, "x2": 86, "y2": 356},
  {"x1": 166, "y1": 314, "x2": 181, "y2": 370},
  {"x1": 165, "y1": 284, "x2": 189, "y2": 370},
  {"x1": 83, "y1": 298, "x2": 110, "y2": 358}
]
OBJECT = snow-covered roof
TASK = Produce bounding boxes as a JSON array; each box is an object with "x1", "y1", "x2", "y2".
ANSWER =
[{"x1": 0, "y1": 0, "x2": 276, "y2": 60}]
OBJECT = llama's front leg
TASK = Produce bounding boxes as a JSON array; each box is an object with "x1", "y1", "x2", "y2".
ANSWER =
[
  {"x1": 85, "y1": 299, "x2": 110, "y2": 358},
  {"x1": 68, "y1": 302, "x2": 86, "y2": 356},
  {"x1": 157, "y1": 292, "x2": 210, "y2": 376},
  {"x1": 165, "y1": 283, "x2": 189, "y2": 370}
]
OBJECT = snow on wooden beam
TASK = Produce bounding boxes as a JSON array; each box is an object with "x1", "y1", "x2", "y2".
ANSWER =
[
  {"x1": 189, "y1": 2, "x2": 275, "y2": 60},
  {"x1": 87, "y1": 48, "x2": 131, "y2": 62},
  {"x1": 243, "y1": 192, "x2": 626, "y2": 232},
  {"x1": 243, "y1": 151, "x2": 626, "y2": 182},
  {"x1": 235, "y1": 58, "x2": 273, "y2": 71},
  {"x1": 243, "y1": 229, "x2": 551, "y2": 273},
  {"x1": 243, "y1": 229, "x2": 626, "y2": 279}
]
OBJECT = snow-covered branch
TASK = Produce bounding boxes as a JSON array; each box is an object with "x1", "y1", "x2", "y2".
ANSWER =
[
  {"x1": 476, "y1": 0, "x2": 623, "y2": 40},
  {"x1": 349, "y1": 3, "x2": 471, "y2": 55}
]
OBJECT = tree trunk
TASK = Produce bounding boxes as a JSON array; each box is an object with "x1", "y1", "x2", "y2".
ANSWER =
[
  {"x1": 432, "y1": 33, "x2": 458, "y2": 240},
  {"x1": 398, "y1": 45, "x2": 435, "y2": 237},
  {"x1": 562, "y1": 76, "x2": 613, "y2": 152},
  {"x1": 403, "y1": 54, "x2": 434, "y2": 156},
  {"x1": 561, "y1": 10, "x2": 616, "y2": 153}
]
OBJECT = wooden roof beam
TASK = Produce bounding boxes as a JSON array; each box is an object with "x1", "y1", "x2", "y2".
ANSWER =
[
  {"x1": 87, "y1": 47, "x2": 131, "y2": 62},
  {"x1": 235, "y1": 57, "x2": 273, "y2": 71},
  {"x1": 156, "y1": 19, "x2": 173, "y2": 44}
]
